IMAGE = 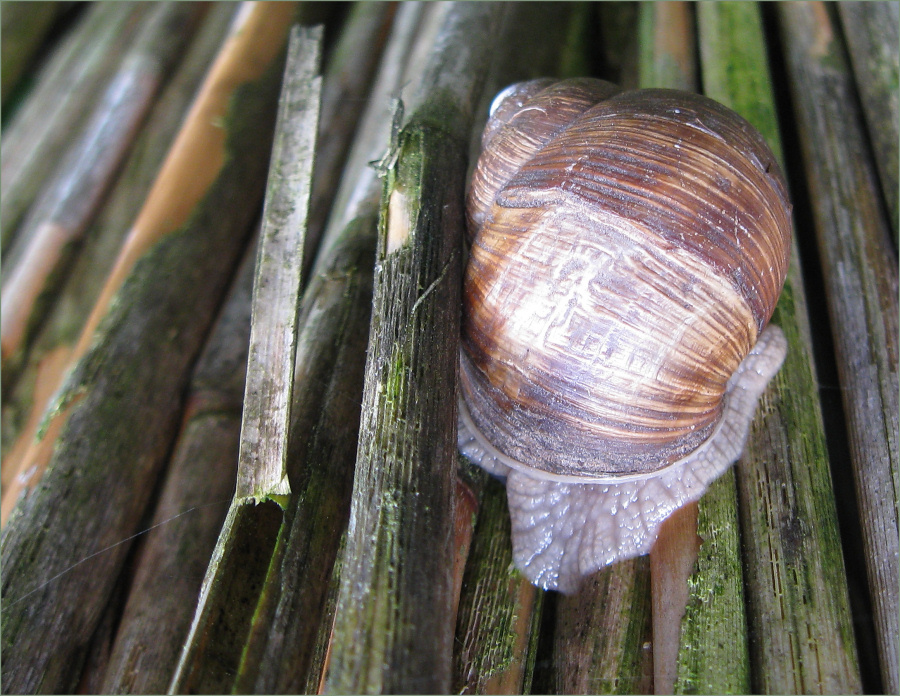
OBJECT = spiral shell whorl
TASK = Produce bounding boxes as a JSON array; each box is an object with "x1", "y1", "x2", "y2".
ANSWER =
[
  {"x1": 461, "y1": 81, "x2": 791, "y2": 479},
  {"x1": 467, "y1": 78, "x2": 622, "y2": 240}
]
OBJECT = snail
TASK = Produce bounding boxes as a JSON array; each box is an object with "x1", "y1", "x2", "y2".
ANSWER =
[{"x1": 457, "y1": 78, "x2": 791, "y2": 593}]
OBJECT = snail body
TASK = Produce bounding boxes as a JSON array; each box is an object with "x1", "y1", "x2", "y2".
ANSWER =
[{"x1": 458, "y1": 79, "x2": 791, "y2": 592}]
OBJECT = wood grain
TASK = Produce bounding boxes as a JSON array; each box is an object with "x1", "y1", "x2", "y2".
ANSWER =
[{"x1": 779, "y1": 2, "x2": 899, "y2": 692}]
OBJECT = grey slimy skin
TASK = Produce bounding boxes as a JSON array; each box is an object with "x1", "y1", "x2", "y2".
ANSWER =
[{"x1": 458, "y1": 324, "x2": 786, "y2": 593}]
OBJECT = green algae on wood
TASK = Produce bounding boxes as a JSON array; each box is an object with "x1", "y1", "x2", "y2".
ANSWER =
[
  {"x1": 778, "y1": 2, "x2": 898, "y2": 692},
  {"x1": 453, "y1": 475, "x2": 543, "y2": 695},
  {"x1": 236, "y1": 26, "x2": 322, "y2": 502},
  {"x1": 99, "y1": 234, "x2": 255, "y2": 694},
  {"x1": 0, "y1": 8, "x2": 293, "y2": 692},
  {"x1": 251, "y1": 218, "x2": 377, "y2": 693},
  {"x1": 700, "y1": 2, "x2": 864, "y2": 692},
  {"x1": 554, "y1": 558, "x2": 653, "y2": 695},
  {"x1": 323, "y1": 5, "x2": 502, "y2": 692},
  {"x1": 674, "y1": 471, "x2": 750, "y2": 694}
]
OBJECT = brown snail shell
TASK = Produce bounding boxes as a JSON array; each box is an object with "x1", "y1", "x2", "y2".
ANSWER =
[{"x1": 457, "y1": 79, "x2": 791, "y2": 592}]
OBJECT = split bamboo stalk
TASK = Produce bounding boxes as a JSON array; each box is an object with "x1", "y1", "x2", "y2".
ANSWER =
[
  {"x1": 238, "y1": 31, "x2": 321, "y2": 504},
  {"x1": 1, "y1": 1, "x2": 239, "y2": 509},
  {"x1": 0, "y1": 1, "x2": 207, "y2": 385},
  {"x1": 779, "y1": 3, "x2": 899, "y2": 692},
  {"x1": 3, "y1": 12, "x2": 239, "y2": 682},
  {"x1": 701, "y1": 4, "x2": 863, "y2": 693},
  {"x1": 837, "y1": 1, "x2": 899, "y2": 244},
  {"x1": 0, "y1": 1, "x2": 66, "y2": 103},
  {"x1": 98, "y1": 8, "x2": 389, "y2": 691},
  {"x1": 248, "y1": 218, "x2": 377, "y2": 693},
  {"x1": 1, "y1": 1, "x2": 296, "y2": 518},
  {"x1": 248, "y1": 8, "x2": 427, "y2": 691},
  {"x1": 99, "y1": 239, "x2": 256, "y2": 694},
  {"x1": 322, "y1": 4, "x2": 503, "y2": 692},
  {"x1": 0, "y1": 4, "x2": 297, "y2": 692},
  {"x1": 1, "y1": 2, "x2": 147, "y2": 254},
  {"x1": 168, "y1": 25, "x2": 322, "y2": 694}
]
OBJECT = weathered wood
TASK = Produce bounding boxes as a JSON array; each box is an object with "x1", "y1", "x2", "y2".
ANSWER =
[
  {"x1": 1, "y1": 2, "x2": 146, "y2": 256},
  {"x1": 673, "y1": 472, "x2": 750, "y2": 694},
  {"x1": 838, "y1": 1, "x2": 899, "y2": 243},
  {"x1": 554, "y1": 558, "x2": 654, "y2": 694},
  {"x1": 0, "y1": 4, "x2": 296, "y2": 692},
  {"x1": 0, "y1": 0, "x2": 256, "y2": 516},
  {"x1": 169, "y1": 24, "x2": 322, "y2": 694},
  {"x1": 238, "y1": 27, "x2": 321, "y2": 501},
  {"x1": 702, "y1": 3, "x2": 862, "y2": 693},
  {"x1": 779, "y1": 3, "x2": 899, "y2": 692},
  {"x1": 453, "y1": 474, "x2": 543, "y2": 695},
  {"x1": 247, "y1": 9, "x2": 427, "y2": 690},
  {"x1": 302, "y1": 1, "x2": 395, "y2": 284},
  {"x1": 323, "y1": 4, "x2": 502, "y2": 692},
  {"x1": 1, "y1": 2, "x2": 207, "y2": 386},
  {"x1": 99, "y1": 237, "x2": 255, "y2": 694},
  {"x1": 1, "y1": 1, "x2": 238, "y2": 515},
  {"x1": 249, "y1": 219, "x2": 377, "y2": 693},
  {"x1": 637, "y1": 1, "x2": 696, "y2": 92},
  {"x1": 316, "y1": 2, "x2": 429, "y2": 260},
  {"x1": 0, "y1": 1, "x2": 66, "y2": 103}
]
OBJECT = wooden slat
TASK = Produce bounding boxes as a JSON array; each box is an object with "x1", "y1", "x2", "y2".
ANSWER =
[
  {"x1": 1, "y1": 2, "x2": 146, "y2": 254},
  {"x1": 837, "y1": 1, "x2": 899, "y2": 243},
  {"x1": 0, "y1": 5, "x2": 296, "y2": 691},
  {"x1": 249, "y1": 7, "x2": 425, "y2": 690},
  {"x1": 99, "y1": 239, "x2": 255, "y2": 694},
  {"x1": 323, "y1": 4, "x2": 503, "y2": 692},
  {"x1": 779, "y1": 3, "x2": 899, "y2": 693},
  {"x1": 169, "y1": 23, "x2": 322, "y2": 693},
  {"x1": 554, "y1": 558, "x2": 654, "y2": 694},
  {"x1": 697, "y1": 3, "x2": 863, "y2": 693},
  {"x1": 453, "y1": 474, "x2": 543, "y2": 695},
  {"x1": 1, "y1": 2, "x2": 207, "y2": 383},
  {"x1": 699, "y1": 3, "x2": 861, "y2": 693}
]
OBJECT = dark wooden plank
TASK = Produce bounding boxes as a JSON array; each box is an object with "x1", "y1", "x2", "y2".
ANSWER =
[
  {"x1": 323, "y1": 4, "x2": 503, "y2": 692},
  {"x1": 779, "y1": 2, "x2": 898, "y2": 692},
  {"x1": 0, "y1": 5, "x2": 296, "y2": 691}
]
